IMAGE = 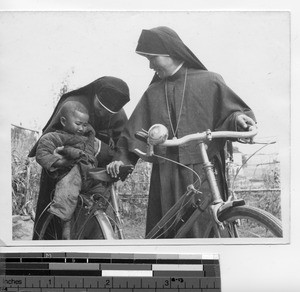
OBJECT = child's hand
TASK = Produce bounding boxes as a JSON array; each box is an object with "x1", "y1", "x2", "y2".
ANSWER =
[
  {"x1": 53, "y1": 146, "x2": 73, "y2": 168},
  {"x1": 53, "y1": 157, "x2": 74, "y2": 168},
  {"x1": 108, "y1": 137, "x2": 115, "y2": 149},
  {"x1": 53, "y1": 146, "x2": 65, "y2": 159}
]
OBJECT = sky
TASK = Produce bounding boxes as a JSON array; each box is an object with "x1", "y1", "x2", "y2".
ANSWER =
[{"x1": 0, "y1": 11, "x2": 290, "y2": 158}]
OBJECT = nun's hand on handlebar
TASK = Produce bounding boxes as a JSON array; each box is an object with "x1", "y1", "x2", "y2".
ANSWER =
[
  {"x1": 236, "y1": 114, "x2": 256, "y2": 130},
  {"x1": 236, "y1": 114, "x2": 257, "y2": 143},
  {"x1": 106, "y1": 160, "x2": 125, "y2": 178}
]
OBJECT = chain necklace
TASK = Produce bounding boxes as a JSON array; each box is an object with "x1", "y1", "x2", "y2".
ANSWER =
[{"x1": 164, "y1": 68, "x2": 188, "y2": 139}]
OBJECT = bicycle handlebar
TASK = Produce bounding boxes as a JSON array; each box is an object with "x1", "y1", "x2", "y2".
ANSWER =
[
  {"x1": 160, "y1": 126, "x2": 258, "y2": 147},
  {"x1": 88, "y1": 165, "x2": 134, "y2": 182},
  {"x1": 133, "y1": 125, "x2": 258, "y2": 160}
]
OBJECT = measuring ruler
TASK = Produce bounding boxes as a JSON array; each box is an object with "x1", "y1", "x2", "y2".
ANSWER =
[{"x1": 0, "y1": 252, "x2": 221, "y2": 291}]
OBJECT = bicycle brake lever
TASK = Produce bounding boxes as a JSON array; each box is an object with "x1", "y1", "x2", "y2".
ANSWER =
[
  {"x1": 135, "y1": 130, "x2": 148, "y2": 143},
  {"x1": 133, "y1": 149, "x2": 149, "y2": 160}
]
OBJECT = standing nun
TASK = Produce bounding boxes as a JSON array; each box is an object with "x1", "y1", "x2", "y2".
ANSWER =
[{"x1": 107, "y1": 26, "x2": 256, "y2": 238}]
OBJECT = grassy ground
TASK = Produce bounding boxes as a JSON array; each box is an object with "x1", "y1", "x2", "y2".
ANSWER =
[
  {"x1": 13, "y1": 216, "x2": 34, "y2": 240},
  {"x1": 121, "y1": 217, "x2": 146, "y2": 240},
  {"x1": 13, "y1": 216, "x2": 146, "y2": 241},
  {"x1": 13, "y1": 189, "x2": 280, "y2": 240}
]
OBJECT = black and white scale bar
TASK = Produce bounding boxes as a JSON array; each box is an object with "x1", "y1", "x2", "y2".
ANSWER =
[{"x1": 0, "y1": 253, "x2": 221, "y2": 291}]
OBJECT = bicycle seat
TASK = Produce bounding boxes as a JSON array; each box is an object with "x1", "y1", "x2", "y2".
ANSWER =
[{"x1": 88, "y1": 165, "x2": 134, "y2": 182}]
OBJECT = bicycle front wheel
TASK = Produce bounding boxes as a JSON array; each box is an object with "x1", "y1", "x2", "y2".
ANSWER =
[
  {"x1": 204, "y1": 205, "x2": 283, "y2": 238},
  {"x1": 35, "y1": 212, "x2": 62, "y2": 240},
  {"x1": 75, "y1": 209, "x2": 118, "y2": 240},
  {"x1": 35, "y1": 210, "x2": 117, "y2": 240}
]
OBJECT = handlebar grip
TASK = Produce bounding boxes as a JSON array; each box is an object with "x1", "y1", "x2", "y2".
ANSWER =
[
  {"x1": 88, "y1": 165, "x2": 134, "y2": 182},
  {"x1": 118, "y1": 165, "x2": 134, "y2": 181}
]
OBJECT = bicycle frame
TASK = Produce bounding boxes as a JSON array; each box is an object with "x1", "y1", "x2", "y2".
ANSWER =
[
  {"x1": 110, "y1": 183, "x2": 124, "y2": 239},
  {"x1": 135, "y1": 126, "x2": 258, "y2": 239}
]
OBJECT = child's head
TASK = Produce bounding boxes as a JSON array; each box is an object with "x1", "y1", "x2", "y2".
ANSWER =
[{"x1": 59, "y1": 101, "x2": 89, "y2": 135}]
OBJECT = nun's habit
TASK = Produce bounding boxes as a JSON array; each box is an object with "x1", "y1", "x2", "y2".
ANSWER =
[
  {"x1": 31, "y1": 76, "x2": 130, "y2": 239},
  {"x1": 117, "y1": 27, "x2": 256, "y2": 237}
]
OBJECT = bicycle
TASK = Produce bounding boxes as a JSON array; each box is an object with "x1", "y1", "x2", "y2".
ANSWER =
[
  {"x1": 34, "y1": 125, "x2": 283, "y2": 240},
  {"x1": 33, "y1": 165, "x2": 134, "y2": 240},
  {"x1": 133, "y1": 124, "x2": 283, "y2": 239}
]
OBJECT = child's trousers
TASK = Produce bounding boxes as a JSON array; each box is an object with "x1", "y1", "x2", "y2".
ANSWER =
[
  {"x1": 48, "y1": 165, "x2": 82, "y2": 221},
  {"x1": 49, "y1": 164, "x2": 111, "y2": 221}
]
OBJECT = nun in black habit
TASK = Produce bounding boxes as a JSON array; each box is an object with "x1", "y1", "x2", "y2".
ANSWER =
[
  {"x1": 107, "y1": 26, "x2": 257, "y2": 238},
  {"x1": 29, "y1": 76, "x2": 130, "y2": 239}
]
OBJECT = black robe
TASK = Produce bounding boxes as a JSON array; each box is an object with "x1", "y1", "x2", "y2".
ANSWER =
[
  {"x1": 117, "y1": 67, "x2": 256, "y2": 237},
  {"x1": 30, "y1": 79, "x2": 129, "y2": 240}
]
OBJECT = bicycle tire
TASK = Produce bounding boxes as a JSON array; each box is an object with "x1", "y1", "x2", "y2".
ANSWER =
[
  {"x1": 34, "y1": 212, "x2": 62, "y2": 240},
  {"x1": 204, "y1": 205, "x2": 282, "y2": 238},
  {"x1": 35, "y1": 209, "x2": 118, "y2": 240},
  {"x1": 75, "y1": 209, "x2": 118, "y2": 240}
]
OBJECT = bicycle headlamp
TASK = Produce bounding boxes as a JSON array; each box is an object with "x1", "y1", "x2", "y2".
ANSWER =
[{"x1": 148, "y1": 124, "x2": 169, "y2": 145}]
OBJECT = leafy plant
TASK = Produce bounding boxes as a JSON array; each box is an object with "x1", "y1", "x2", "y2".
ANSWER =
[
  {"x1": 11, "y1": 125, "x2": 41, "y2": 219},
  {"x1": 116, "y1": 159, "x2": 151, "y2": 238}
]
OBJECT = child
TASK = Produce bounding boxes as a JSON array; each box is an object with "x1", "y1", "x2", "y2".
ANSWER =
[{"x1": 36, "y1": 100, "x2": 107, "y2": 239}]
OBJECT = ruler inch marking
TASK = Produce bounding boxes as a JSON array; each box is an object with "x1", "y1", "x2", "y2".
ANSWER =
[
  {"x1": 113, "y1": 276, "x2": 142, "y2": 289},
  {"x1": 200, "y1": 277, "x2": 221, "y2": 289}
]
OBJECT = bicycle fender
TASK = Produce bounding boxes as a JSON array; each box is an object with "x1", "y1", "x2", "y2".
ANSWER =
[
  {"x1": 93, "y1": 210, "x2": 116, "y2": 240},
  {"x1": 218, "y1": 199, "x2": 246, "y2": 215}
]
